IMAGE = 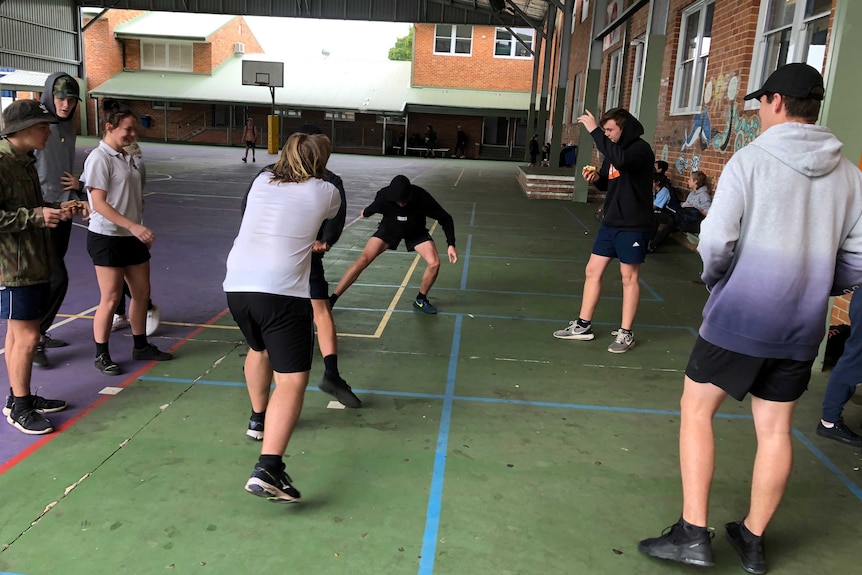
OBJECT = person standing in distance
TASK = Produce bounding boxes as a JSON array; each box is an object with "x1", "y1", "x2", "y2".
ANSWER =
[
  {"x1": 638, "y1": 63, "x2": 862, "y2": 574},
  {"x1": 241, "y1": 117, "x2": 257, "y2": 163},
  {"x1": 553, "y1": 108, "x2": 654, "y2": 353}
]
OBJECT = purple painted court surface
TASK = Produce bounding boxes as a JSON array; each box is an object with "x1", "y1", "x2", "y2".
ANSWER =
[{"x1": 0, "y1": 138, "x2": 434, "y2": 467}]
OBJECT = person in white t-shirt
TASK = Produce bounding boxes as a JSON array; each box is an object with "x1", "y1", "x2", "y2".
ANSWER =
[
  {"x1": 82, "y1": 99, "x2": 173, "y2": 377},
  {"x1": 224, "y1": 132, "x2": 341, "y2": 503}
]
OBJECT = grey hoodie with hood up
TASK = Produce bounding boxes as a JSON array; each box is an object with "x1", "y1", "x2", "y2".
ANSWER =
[
  {"x1": 698, "y1": 121, "x2": 862, "y2": 361},
  {"x1": 35, "y1": 72, "x2": 81, "y2": 203}
]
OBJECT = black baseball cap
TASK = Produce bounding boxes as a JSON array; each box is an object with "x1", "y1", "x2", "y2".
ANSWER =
[
  {"x1": 0, "y1": 99, "x2": 58, "y2": 137},
  {"x1": 52, "y1": 76, "x2": 81, "y2": 100},
  {"x1": 743, "y1": 62, "x2": 824, "y2": 101}
]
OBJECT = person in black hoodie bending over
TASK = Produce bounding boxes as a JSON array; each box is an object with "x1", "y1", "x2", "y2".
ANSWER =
[
  {"x1": 329, "y1": 175, "x2": 457, "y2": 315},
  {"x1": 553, "y1": 108, "x2": 654, "y2": 353}
]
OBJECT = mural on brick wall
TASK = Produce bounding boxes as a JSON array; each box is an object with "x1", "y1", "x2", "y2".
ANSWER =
[{"x1": 662, "y1": 71, "x2": 762, "y2": 176}]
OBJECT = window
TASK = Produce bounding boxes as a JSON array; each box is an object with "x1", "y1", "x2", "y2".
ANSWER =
[
  {"x1": 141, "y1": 41, "x2": 193, "y2": 72},
  {"x1": 582, "y1": 0, "x2": 590, "y2": 22},
  {"x1": 747, "y1": 0, "x2": 831, "y2": 107},
  {"x1": 152, "y1": 101, "x2": 182, "y2": 110},
  {"x1": 606, "y1": 48, "x2": 623, "y2": 110},
  {"x1": 434, "y1": 24, "x2": 472, "y2": 55},
  {"x1": 494, "y1": 27, "x2": 534, "y2": 58},
  {"x1": 325, "y1": 111, "x2": 355, "y2": 121},
  {"x1": 670, "y1": 1, "x2": 714, "y2": 115},
  {"x1": 572, "y1": 72, "x2": 584, "y2": 123},
  {"x1": 629, "y1": 36, "x2": 647, "y2": 115}
]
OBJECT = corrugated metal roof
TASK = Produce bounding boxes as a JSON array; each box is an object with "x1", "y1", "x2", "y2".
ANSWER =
[
  {"x1": 0, "y1": 69, "x2": 51, "y2": 91},
  {"x1": 114, "y1": 12, "x2": 237, "y2": 41},
  {"x1": 88, "y1": 55, "x2": 530, "y2": 115}
]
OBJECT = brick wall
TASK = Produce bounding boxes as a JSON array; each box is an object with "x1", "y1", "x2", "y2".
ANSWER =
[
  {"x1": 412, "y1": 23, "x2": 537, "y2": 91},
  {"x1": 405, "y1": 114, "x2": 483, "y2": 159},
  {"x1": 831, "y1": 293, "x2": 853, "y2": 326},
  {"x1": 209, "y1": 16, "x2": 264, "y2": 67},
  {"x1": 83, "y1": 10, "x2": 143, "y2": 91}
]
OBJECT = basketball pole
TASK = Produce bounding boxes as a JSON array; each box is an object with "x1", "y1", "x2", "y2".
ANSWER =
[{"x1": 268, "y1": 85, "x2": 278, "y2": 154}]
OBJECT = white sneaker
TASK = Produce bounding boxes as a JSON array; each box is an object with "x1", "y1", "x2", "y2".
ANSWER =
[
  {"x1": 553, "y1": 320, "x2": 595, "y2": 340},
  {"x1": 146, "y1": 305, "x2": 161, "y2": 336},
  {"x1": 111, "y1": 314, "x2": 130, "y2": 332},
  {"x1": 608, "y1": 330, "x2": 635, "y2": 353}
]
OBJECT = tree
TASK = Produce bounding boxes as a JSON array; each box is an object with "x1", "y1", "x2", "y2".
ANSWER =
[{"x1": 388, "y1": 27, "x2": 414, "y2": 61}]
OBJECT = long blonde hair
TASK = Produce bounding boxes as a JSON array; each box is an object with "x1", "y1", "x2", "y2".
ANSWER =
[{"x1": 269, "y1": 133, "x2": 331, "y2": 183}]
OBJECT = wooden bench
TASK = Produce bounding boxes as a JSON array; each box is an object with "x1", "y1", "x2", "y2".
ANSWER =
[{"x1": 406, "y1": 146, "x2": 450, "y2": 157}]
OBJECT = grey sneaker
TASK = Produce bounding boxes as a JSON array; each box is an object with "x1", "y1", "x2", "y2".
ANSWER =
[
  {"x1": 553, "y1": 321, "x2": 594, "y2": 340},
  {"x1": 608, "y1": 330, "x2": 635, "y2": 353}
]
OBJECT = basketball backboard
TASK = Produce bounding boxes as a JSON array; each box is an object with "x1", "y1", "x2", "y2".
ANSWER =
[{"x1": 241, "y1": 60, "x2": 284, "y2": 87}]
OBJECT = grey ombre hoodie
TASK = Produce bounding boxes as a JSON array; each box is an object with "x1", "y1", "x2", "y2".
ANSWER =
[
  {"x1": 35, "y1": 72, "x2": 80, "y2": 203},
  {"x1": 698, "y1": 121, "x2": 862, "y2": 361}
]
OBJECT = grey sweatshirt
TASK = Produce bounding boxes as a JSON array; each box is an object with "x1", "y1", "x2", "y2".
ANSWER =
[
  {"x1": 698, "y1": 121, "x2": 862, "y2": 361},
  {"x1": 34, "y1": 72, "x2": 80, "y2": 203}
]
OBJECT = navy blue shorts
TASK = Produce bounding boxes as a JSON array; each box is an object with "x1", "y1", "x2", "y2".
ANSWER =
[
  {"x1": 0, "y1": 284, "x2": 50, "y2": 321},
  {"x1": 685, "y1": 336, "x2": 813, "y2": 402},
  {"x1": 592, "y1": 225, "x2": 651, "y2": 264},
  {"x1": 226, "y1": 292, "x2": 314, "y2": 374}
]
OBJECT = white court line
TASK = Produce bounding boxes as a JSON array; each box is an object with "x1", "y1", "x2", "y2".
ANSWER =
[
  {"x1": 0, "y1": 305, "x2": 98, "y2": 356},
  {"x1": 454, "y1": 168, "x2": 464, "y2": 187}
]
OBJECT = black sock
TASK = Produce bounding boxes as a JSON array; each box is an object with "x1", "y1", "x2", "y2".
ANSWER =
[
  {"x1": 250, "y1": 410, "x2": 265, "y2": 423},
  {"x1": 12, "y1": 394, "x2": 34, "y2": 412},
  {"x1": 620, "y1": 328, "x2": 633, "y2": 335},
  {"x1": 329, "y1": 293, "x2": 339, "y2": 308},
  {"x1": 740, "y1": 521, "x2": 762, "y2": 541},
  {"x1": 417, "y1": 292, "x2": 428, "y2": 302},
  {"x1": 258, "y1": 454, "x2": 283, "y2": 472},
  {"x1": 95, "y1": 342, "x2": 110, "y2": 356},
  {"x1": 576, "y1": 318, "x2": 591, "y2": 328},
  {"x1": 323, "y1": 354, "x2": 339, "y2": 376},
  {"x1": 133, "y1": 334, "x2": 148, "y2": 349}
]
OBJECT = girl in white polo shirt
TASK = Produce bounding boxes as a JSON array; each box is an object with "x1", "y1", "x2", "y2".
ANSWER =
[{"x1": 82, "y1": 99, "x2": 172, "y2": 375}]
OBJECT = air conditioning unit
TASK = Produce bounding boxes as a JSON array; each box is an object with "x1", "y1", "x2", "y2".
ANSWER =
[{"x1": 234, "y1": 42, "x2": 245, "y2": 54}]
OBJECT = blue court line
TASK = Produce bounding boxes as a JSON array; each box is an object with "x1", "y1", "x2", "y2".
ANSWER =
[
  {"x1": 469, "y1": 202, "x2": 476, "y2": 227},
  {"x1": 339, "y1": 285, "x2": 654, "y2": 303},
  {"x1": 459, "y1": 235, "x2": 472, "y2": 290},
  {"x1": 563, "y1": 205, "x2": 591, "y2": 232},
  {"x1": 134, "y1": 375, "x2": 862, "y2": 504},
  {"x1": 418, "y1": 315, "x2": 462, "y2": 575},
  {"x1": 640, "y1": 277, "x2": 664, "y2": 303}
]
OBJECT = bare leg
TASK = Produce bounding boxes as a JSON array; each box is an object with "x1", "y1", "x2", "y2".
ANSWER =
[
  {"x1": 578, "y1": 253, "x2": 612, "y2": 321},
  {"x1": 619, "y1": 262, "x2": 641, "y2": 330},
  {"x1": 744, "y1": 396, "x2": 797, "y2": 535},
  {"x1": 124, "y1": 261, "x2": 152, "y2": 337},
  {"x1": 5, "y1": 319, "x2": 40, "y2": 397},
  {"x1": 412, "y1": 240, "x2": 441, "y2": 295},
  {"x1": 260, "y1": 371, "x2": 309, "y2": 455},
  {"x1": 311, "y1": 299, "x2": 336, "y2": 357},
  {"x1": 93, "y1": 266, "x2": 125, "y2": 344},
  {"x1": 680, "y1": 376, "x2": 727, "y2": 527},
  {"x1": 332, "y1": 237, "x2": 388, "y2": 297},
  {"x1": 245, "y1": 348, "x2": 273, "y2": 413}
]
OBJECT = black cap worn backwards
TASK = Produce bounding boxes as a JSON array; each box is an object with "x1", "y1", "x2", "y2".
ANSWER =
[{"x1": 743, "y1": 62, "x2": 825, "y2": 101}]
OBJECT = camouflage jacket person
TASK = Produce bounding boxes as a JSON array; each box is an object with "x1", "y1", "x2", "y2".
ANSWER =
[{"x1": 0, "y1": 139, "x2": 54, "y2": 286}]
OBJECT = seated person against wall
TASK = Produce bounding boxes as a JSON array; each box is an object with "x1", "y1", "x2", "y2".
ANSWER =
[{"x1": 649, "y1": 170, "x2": 712, "y2": 252}]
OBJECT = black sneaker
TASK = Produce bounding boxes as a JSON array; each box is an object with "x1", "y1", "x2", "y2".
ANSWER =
[
  {"x1": 413, "y1": 298, "x2": 438, "y2": 314},
  {"x1": 132, "y1": 344, "x2": 173, "y2": 361},
  {"x1": 725, "y1": 521, "x2": 766, "y2": 575},
  {"x1": 319, "y1": 373, "x2": 361, "y2": 408},
  {"x1": 2, "y1": 394, "x2": 67, "y2": 417},
  {"x1": 32, "y1": 343, "x2": 49, "y2": 368},
  {"x1": 244, "y1": 464, "x2": 301, "y2": 502},
  {"x1": 246, "y1": 418, "x2": 264, "y2": 441},
  {"x1": 6, "y1": 408, "x2": 54, "y2": 435},
  {"x1": 638, "y1": 517, "x2": 715, "y2": 567},
  {"x1": 816, "y1": 419, "x2": 862, "y2": 447},
  {"x1": 95, "y1": 353, "x2": 122, "y2": 376},
  {"x1": 41, "y1": 333, "x2": 68, "y2": 348}
]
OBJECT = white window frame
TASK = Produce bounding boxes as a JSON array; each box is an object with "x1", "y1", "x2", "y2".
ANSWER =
[
  {"x1": 140, "y1": 40, "x2": 193, "y2": 72},
  {"x1": 325, "y1": 111, "x2": 355, "y2": 122},
  {"x1": 606, "y1": 48, "x2": 624, "y2": 110},
  {"x1": 152, "y1": 101, "x2": 182, "y2": 111},
  {"x1": 433, "y1": 24, "x2": 473, "y2": 56},
  {"x1": 629, "y1": 36, "x2": 647, "y2": 115},
  {"x1": 745, "y1": 0, "x2": 831, "y2": 110},
  {"x1": 582, "y1": 0, "x2": 590, "y2": 23},
  {"x1": 670, "y1": 0, "x2": 714, "y2": 116},
  {"x1": 494, "y1": 27, "x2": 534, "y2": 59},
  {"x1": 572, "y1": 72, "x2": 584, "y2": 123}
]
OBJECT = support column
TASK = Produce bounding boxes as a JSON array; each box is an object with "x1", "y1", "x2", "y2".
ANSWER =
[
  {"x1": 525, "y1": 30, "x2": 544, "y2": 162},
  {"x1": 572, "y1": 0, "x2": 609, "y2": 203},
  {"x1": 536, "y1": 6, "x2": 557, "y2": 146},
  {"x1": 549, "y1": 1, "x2": 575, "y2": 158},
  {"x1": 637, "y1": 0, "x2": 669, "y2": 145},
  {"x1": 821, "y1": 0, "x2": 862, "y2": 164}
]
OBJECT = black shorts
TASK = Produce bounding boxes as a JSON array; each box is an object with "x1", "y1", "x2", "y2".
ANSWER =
[
  {"x1": 373, "y1": 228, "x2": 433, "y2": 252},
  {"x1": 245, "y1": 140, "x2": 255, "y2": 149},
  {"x1": 87, "y1": 232, "x2": 151, "y2": 268},
  {"x1": 226, "y1": 292, "x2": 313, "y2": 374},
  {"x1": 0, "y1": 284, "x2": 50, "y2": 321},
  {"x1": 309, "y1": 253, "x2": 328, "y2": 300},
  {"x1": 685, "y1": 336, "x2": 813, "y2": 402}
]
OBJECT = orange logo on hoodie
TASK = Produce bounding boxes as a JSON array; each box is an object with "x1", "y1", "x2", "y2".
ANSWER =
[{"x1": 608, "y1": 164, "x2": 620, "y2": 180}]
